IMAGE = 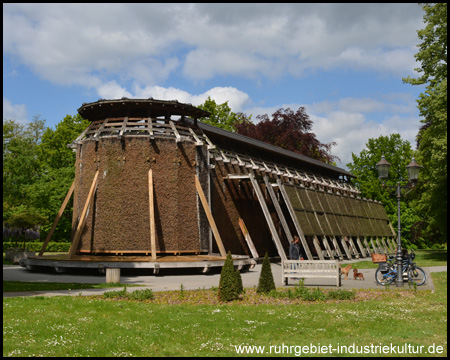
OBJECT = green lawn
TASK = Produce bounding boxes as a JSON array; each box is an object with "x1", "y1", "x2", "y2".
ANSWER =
[
  {"x1": 3, "y1": 281, "x2": 130, "y2": 292},
  {"x1": 342, "y1": 249, "x2": 447, "y2": 269},
  {"x1": 3, "y1": 272, "x2": 447, "y2": 357}
]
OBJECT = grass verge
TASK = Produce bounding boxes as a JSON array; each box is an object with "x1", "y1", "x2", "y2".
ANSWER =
[{"x1": 3, "y1": 272, "x2": 447, "y2": 357}]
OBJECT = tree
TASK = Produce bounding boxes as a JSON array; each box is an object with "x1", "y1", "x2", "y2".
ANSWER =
[
  {"x1": 218, "y1": 252, "x2": 243, "y2": 301},
  {"x1": 197, "y1": 97, "x2": 247, "y2": 132},
  {"x1": 235, "y1": 107, "x2": 337, "y2": 164},
  {"x1": 346, "y1": 134, "x2": 427, "y2": 248},
  {"x1": 3, "y1": 114, "x2": 90, "y2": 245},
  {"x1": 403, "y1": 3, "x2": 447, "y2": 241},
  {"x1": 256, "y1": 253, "x2": 276, "y2": 294}
]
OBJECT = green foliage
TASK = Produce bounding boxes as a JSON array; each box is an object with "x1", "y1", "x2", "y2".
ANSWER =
[
  {"x1": 256, "y1": 253, "x2": 276, "y2": 294},
  {"x1": 197, "y1": 97, "x2": 247, "y2": 132},
  {"x1": 3, "y1": 115, "x2": 90, "y2": 244},
  {"x1": 218, "y1": 252, "x2": 243, "y2": 302},
  {"x1": 402, "y1": 3, "x2": 447, "y2": 243},
  {"x1": 346, "y1": 134, "x2": 425, "y2": 247},
  {"x1": 127, "y1": 288, "x2": 155, "y2": 301},
  {"x1": 3, "y1": 242, "x2": 71, "y2": 252}
]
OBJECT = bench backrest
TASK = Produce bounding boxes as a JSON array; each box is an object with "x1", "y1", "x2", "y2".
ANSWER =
[{"x1": 282, "y1": 260, "x2": 340, "y2": 272}]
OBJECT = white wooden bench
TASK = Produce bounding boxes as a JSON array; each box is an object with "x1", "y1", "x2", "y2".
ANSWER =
[{"x1": 282, "y1": 260, "x2": 341, "y2": 287}]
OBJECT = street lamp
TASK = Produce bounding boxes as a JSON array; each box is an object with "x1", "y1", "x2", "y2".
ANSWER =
[{"x1": 376, "y1": 155, "x2": 422, "y2": 287}]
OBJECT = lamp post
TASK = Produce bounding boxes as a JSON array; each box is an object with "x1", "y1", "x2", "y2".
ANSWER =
[{"x1": 376, "y1": 155, "x2": 421, "y2": 287}]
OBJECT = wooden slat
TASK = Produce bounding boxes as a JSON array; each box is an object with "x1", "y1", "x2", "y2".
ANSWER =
[
  {"x1": 277, "y1": 179, "x2": 313, "y2": 260},
  {"x1": 195, "y1": 174, "x2": 226, "y2": 258},
  {"x1": 249, "y1": 173, "x2": 287, "y2": 261},
  {"x1": 169, "y1": 121, "x2": 181, "y2": 142},
  {"x1": 238, "y1": 218, "x2": 259, "y2": 258},
  {"x1": 148, "y1": 169, "x2": 157, "y2": 260},
  {"x1": 68, "y1": 171, "x2": 99, "y2": 258},
  {"x1": 39, "y1": 180, "x2": 75, "y2": 256},
  {"x1": 348, "y1": 237, "x2": 360, "y2": 258}
]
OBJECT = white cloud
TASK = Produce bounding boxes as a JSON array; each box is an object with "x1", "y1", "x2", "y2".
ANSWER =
[
  {"x1": 118, "y1": 85, "x2": 250, "y2": 112},
  {"x1": 3, "y1": 98, "x2": 28, "y2": 124},
  {"x1": 244, "y1": 96, "x2": 420, "y2": 169},
  {"x1": 3, "y1": 3, "x2": 424, "y2": 87}
]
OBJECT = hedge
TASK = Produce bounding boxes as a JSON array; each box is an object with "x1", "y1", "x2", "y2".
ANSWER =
[{"x1": 3, "y1": 242, "x2": 70, "y2": 253}]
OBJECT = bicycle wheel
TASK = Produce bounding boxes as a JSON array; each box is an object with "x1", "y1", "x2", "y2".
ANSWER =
[
  {"x1": 375, "y1": 268, "x2": 395, "y2": 286},
  {"x1": 408, "y1": 266, "x2": 427, "y2": 286}
]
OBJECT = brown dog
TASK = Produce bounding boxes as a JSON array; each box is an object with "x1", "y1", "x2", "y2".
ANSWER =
[
  {"x1": 341, "y1": 264, "x2": 352, "y2": 280},
  {"x1": 353, "y1": 268, "x2": 365, "y2": 280}
]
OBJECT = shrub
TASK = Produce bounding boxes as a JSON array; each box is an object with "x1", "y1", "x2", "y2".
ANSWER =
[
  {"x1": 128, "y1": 288, "x2": 154, "y2": 301},
  {"x1": 326, "y1": 289, "x2": 355, "y2": 300},
  {"x1": 256, "y1": 253, "x2": 276, "y2": 294},
  {"x1": 218, "y1": 252, "x2": 242, "y2": 302}
]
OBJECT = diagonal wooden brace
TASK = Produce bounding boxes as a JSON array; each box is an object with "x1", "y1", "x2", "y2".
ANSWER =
[{"x1": 68, "y1": 171, "x2": 99, "y2": 258}]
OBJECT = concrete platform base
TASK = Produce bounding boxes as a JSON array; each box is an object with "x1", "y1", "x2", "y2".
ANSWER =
[{"x1": 20, "y1": 253, "x2": 257, "y2": 274}]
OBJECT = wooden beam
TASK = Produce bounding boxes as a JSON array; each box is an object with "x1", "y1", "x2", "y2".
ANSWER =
[
  {"x1": 148, "y1": 169, "x2": 157, "y2": 260},
  {"x1": 277, "y1": 179, "x2": 313, "y2": 260},
  {"x1": 340, "y1": 236, "x2": 352, "y2": 259},
  {"x1": 147, "y1": 117, "x2": 154, "y2": 139},
  {"x1": 331, "y1": 236, "x2": 344, "y2": 260},
  {"x1": 68, "y1": 171, "x2": 99, "y2": 258},
  {"x1": 355, "y1": 236, "x2": 367, "y2": 258},
  {"x1": 238, "y1": 218, "x2": 259, "y2": 258},
  {"x1": 348, "y1": 237, "x2": 360, "y2": 258},
  {"x1": 263, "y1": 175, "x2": 293, "y2": 244},
  {"x1": 169, "y1": 121, "x2": 181, "y2": 142},
  {"x1": 195, "y1": 174, "x2": 226, "y2": 258},
  {"x1": 313, "y1": 236, "x2": 325, "y2": 260},
  {"x1": 39, "y1": 180, "x2": 75, "y2": 256},
  {"x1": 188, "y1": 127, "x2": 203, "y2": 146},
  {"x1": 119, "y1": 116, "x2": 129, "y2": 138},
  {"x1": 249, "y1": 173, "x2": 287, "y2": 261}
]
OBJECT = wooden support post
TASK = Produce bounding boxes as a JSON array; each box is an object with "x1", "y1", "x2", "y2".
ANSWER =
[
  {"x1": 68, "y1": 171, "x2": 99, "y2": 258},
  {"x1": 263, "y1": 176, "x2": 293, "y2": 244},
  {"x1": 363, "y1": 236, "x2": 372, "y2": 254},
  {"x1": 277, "y1": 179, "x2": 313, "y2": 260},
  {"x1": 381, "y1": 237, "x2": 392, "y2": 254},
  {"x1": 39, "y1": 180, "x2": 75, "y2": 256},
  {"x1": 348, "y1": 237, "x2": 360, "y2": 258},
  {"x1": 148, "y1": 169, "x2": 157, "y2": 260},
  {"x1": 195, "y1": 174, "x2": 226, "y2": 258},
  {"x1": 249, "y1": 173, "x2": 287, "y2": 261},
  {"x1": 238, "y1": 218, "x2": 259, "y2": 258},
  {"x1": 376, "y1": 237, "x2": 385, "y2": 254},
  {"x1": 370, "y1": 237, "x2": 379, "y2": 253},
  {"x1": 356, "y1": 236, "x2": 367, "y2": 258},
  {"x1": 322, "y1": 236, "x2": 334, "y2": 259},
  {"x1": 340, "y1": 236, "x2": 352, "y2": 259},
  {"x1": 331, "y1": 236, "x2": 344, "y2": 260},
  {"x1": 313, "y1": 236, "x2": 325, "y2": 260}
]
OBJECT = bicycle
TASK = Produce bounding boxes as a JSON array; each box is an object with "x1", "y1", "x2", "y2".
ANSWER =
[{"x1": 375, "y1": 250, "x2": 427, "y2": 286}]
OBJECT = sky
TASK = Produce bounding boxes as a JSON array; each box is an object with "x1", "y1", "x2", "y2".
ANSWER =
[{"x1": 3, "y1": 3, "x2": 426, "y2": 169}]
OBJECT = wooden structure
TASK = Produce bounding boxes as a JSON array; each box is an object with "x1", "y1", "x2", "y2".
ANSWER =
[{"x1": 27, "y1": 98, "x2": 397, "y2": 272}]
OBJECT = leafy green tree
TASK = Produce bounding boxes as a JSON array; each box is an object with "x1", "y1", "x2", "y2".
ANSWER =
[
  {"x1": 197, "y1": 97, "x2": 247, "y2": 132},
  {"x1": 256, "y1": 253, "x2": 276, "y2": 294},
  {"x1": 346, "y1": 134, "x2": 425, "y2": 248},
  {"x1": 4, "y1": 209, "x2": 47, "y2": 249},
  {"x1": 3, "y1": 117, "x2": 45, "y2": 207},
  {"x1": 403, "y1": 3, "x2": 447, "y2": 242}
]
